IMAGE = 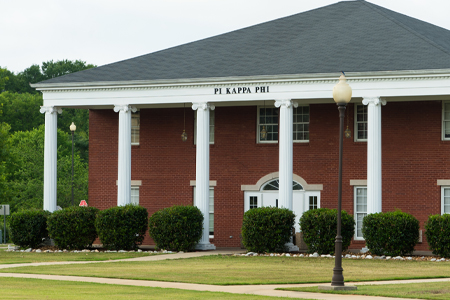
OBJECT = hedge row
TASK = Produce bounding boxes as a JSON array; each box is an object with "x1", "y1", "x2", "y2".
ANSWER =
[
  {"x1": 10, "y1": 205, "x2": 148, "y2": 250},
  {"x1": 10, "y1": 205, "x2": 450, "y2": 256}
]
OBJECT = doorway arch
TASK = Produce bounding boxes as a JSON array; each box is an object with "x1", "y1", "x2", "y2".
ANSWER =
[{"x1": 242, "y1": 172, "x2": 323, "y2": 232}]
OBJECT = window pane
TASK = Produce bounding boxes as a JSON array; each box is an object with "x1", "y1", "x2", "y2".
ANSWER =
[
  {"x1": 293, "y1": 106, "x2": 309, "y2": 142},
  {"x1": 131, "y1": 112, "x2": 140, "y2": 144},
  {"x1": 131, "y1": 187, "x2": 139, "y2": 205},
  {"x1": 209, "y1": 213, "x2": 214, "y2": 235}
]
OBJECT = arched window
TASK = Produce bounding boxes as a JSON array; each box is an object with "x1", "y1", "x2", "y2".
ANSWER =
[{"x1": 261, "y1": 179, "x2": 303, "y2": 191}]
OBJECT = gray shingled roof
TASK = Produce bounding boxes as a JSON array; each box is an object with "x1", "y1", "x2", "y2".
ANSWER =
[{"x1": 37, "y1": 0, "x2": 450, "y2": 85}]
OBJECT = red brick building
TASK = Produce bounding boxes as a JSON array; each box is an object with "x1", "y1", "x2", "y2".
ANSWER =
[{"x1": 34, "y1": 1, "x2": 450, "y2": 251}]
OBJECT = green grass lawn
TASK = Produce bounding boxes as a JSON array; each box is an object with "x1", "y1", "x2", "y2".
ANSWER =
[
  {"x1": 0, "y1": 251, "x2": 156, "y2": 264},
  {"x1": 2, "y1": 255, "x2": 450, "y2": 285},
  {"x1": 280, "y1": 281, "x2": 450, "y2": 300},
  {"x1": 0, "y1": 277, "x2": 303, "y2": 300}
]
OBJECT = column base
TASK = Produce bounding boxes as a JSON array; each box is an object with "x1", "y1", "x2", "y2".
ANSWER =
[
  {"x1": 195, "y1": 242, "x2": 216, "y2": 251},
  {"x1": 285, "y1": 242, "x2": 299, "y2": 252},
  {"x1": 318, "y1": 285, "x2": 357, "y2": 291}
]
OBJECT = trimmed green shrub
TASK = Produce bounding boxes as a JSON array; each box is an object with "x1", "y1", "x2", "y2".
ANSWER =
[
  {"x1": 241, "y1": 207, "x2": 295, "y2": 253},
  {"x1": 425, "y1": 214, "x2": 450, "y2": 258},
  {"x1": 47, "y1": 206, "x2": 99, "y2": 250},
  {"x1": 95, "y1": 204, "x2": 148, "y2": 250},
  {"x1": 299, "y1": 208, "x2": 355, "y2": 255},
  {"x1": 362, "y1": 210, "x2": 419, "y2": 256},
  {"x1": 10, "y1": 209, "x2": 50, "y2": 248},
  {"x1": 148, "y1": 205, "x2": 203, "y2": 251}
]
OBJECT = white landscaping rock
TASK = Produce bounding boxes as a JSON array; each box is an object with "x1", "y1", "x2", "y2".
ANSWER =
[
  {"x1": 311, "y1": 252, "x2": 319, "y2": 258},
  {"x1": 365, "y1": 255, "x2": 373, "y2": 259}
]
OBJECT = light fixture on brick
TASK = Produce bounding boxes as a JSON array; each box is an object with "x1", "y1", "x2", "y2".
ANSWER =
[
  {"x1": 181, "y1": 103, "x2": 188, "y2": 142},
  {"x1": 345, "y1": 108, "x2": 351, "y2": 138},
  {"x1": 260, "y1": 100, "x2": 267, "y2": 140}
]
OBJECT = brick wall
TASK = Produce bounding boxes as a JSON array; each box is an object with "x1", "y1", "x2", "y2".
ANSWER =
[{"x1": 89, "y1": 100, "x2": 450, "y2": 250}]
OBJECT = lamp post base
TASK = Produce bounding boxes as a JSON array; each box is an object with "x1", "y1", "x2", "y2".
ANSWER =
[{"x1": 318, "y1": 285, "x2": 357, "y2": 291}]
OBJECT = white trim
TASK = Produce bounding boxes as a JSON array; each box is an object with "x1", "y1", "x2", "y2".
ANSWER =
[
  {"x1": 350, "y1": 180, "x2": 367, "y2": 186},
  {"x1": 437, "y1": 180, "x2": 450, "y2": 186},
  {"x1": 441, "y1": 187, "x2": 450, "y2": 215},
  {"x1": 33, "y1": 69, "x2": 450, "y2": 89},
  {"x1": 116, "y1": 180, "x2": 142, "y2": 186},
  {"x1": 241, "y1": 172, "x2": 323, "y2": 191},
  {"x1": 190, "y1": 180, "x2": 217, "y2": 186}
]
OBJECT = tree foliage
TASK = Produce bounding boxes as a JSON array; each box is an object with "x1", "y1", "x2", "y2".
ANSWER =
[
  {"x1": 6, "y1": 125, "x2": 88, "y2": 211},
  {"x1": 2, "y1": 60, "x2": 96, "y2": 94},
  {"x1": 0, "y1": 92, "x2": 43, "y2": 132},
  {"x1": 0, "y1": 60, "x2": 94, "y2": 213}
]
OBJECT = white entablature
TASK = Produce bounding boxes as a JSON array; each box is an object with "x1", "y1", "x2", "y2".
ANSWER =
[{"x1": 35, "y1": 70, "x2": 450, "y2": 108}]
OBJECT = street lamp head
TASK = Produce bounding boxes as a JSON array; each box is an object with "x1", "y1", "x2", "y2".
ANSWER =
[
  {"x1": 333, "y1": 74, "x2": 352, "y2": 104},
  {"x1": 70, "y1": 122, "x2": 77, "y2": 132}
]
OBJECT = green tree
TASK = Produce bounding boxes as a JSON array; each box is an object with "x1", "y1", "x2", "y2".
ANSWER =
[
  {"x1": 3, "y1": 60, "x2": 96, "y2": 94},
  {"x1": 0, "y1": 92, "x2": 43, "y2": 132},
  {"x1": 6, "y1": 125, "x2": 88, "y2": 211},
  {"x1": 41, "y1": 59, "x2": 96, "y2": 79},
  {"x1": 0, "y1": 68, "x2": 9, "y2": 91}
]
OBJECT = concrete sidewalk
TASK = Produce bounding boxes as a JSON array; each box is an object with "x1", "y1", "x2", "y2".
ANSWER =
[{"x1": 1, "y1": 249, "x2": 449, "y2": 300}]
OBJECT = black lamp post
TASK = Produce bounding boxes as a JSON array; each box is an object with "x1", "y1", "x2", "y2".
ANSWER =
[
  {"x1": 319, "y1": 74, "x2": 356, "y2": 291},
  {"x1": 70, "y1": 122, "x2": 76, "y2": 206}
]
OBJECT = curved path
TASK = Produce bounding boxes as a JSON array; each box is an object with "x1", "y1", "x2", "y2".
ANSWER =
[{"x1": 1, "y1": 250, "x2": 449, "y2": 300}]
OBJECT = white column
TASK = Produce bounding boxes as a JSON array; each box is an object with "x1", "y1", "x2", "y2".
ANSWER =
[
  {"x1": 275, "y1": 99, "x2": 299, "y2": 252},
  {"x1": 362, "y1": 97, "x2": 386, "y2": 214},
  {"x1": 40, "y1": 106, "x2": 62, "y2": 212},
  {"x1": 114, "y1": 105, "x2": 137, "y2": 206},
  {"x1": 192, "y1": 102, "x2": 216, "y2": 250},
  {"x1": 275, "y1": 99, "x2": 297, "y2": 210}
]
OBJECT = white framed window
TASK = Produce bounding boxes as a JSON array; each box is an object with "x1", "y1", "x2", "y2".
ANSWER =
[
  {"x1": 442, "y1": 187, "x2": 450, "y2": 214},
  {"x1": 354, "y1": 186, "x2": 367, "y2": 240},
  {"x1": 442, "y1": 101, "x2": 450, "y2": 140},
  {"x1": 354, "y1": 104, "x2": 367, "y2": 142},
  {"x1": 193, "y1": 187, "x2": 214, "y2": 236},
  {"x1": 258, "y1": 106, "x2": 279, "y2": 143},
  {"x1": 131, "y1": 186, "x2": 139, "y2": 205},
  {"x1": 293, "y1": 106, "x2": 309, "y2": 142},
  {"x1": 194, "y1": 110, "x2": 215, "y2": 144},
  {"x1": 131, "y1": 111, "x2": 140, "y2": 145},
  {"x1": 258, "y1": 105, "x2": 310, "y2": 143}
]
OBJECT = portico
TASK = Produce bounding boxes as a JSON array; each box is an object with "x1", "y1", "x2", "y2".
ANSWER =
[{"x1": 33, "y1": 1, "x2": 450, "y2": 250}]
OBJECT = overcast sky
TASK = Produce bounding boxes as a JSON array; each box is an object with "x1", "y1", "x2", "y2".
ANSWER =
[{"x1": 2, "y1": 0, "x2": 450, "y2": 73}]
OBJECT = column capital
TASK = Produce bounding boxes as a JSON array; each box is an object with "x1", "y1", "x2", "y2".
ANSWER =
[
  {"x1": 40, "y1": 106, "x2": 62, "y2": 114},
  {"x1": 192, "y1": 102, "x2": 215, "y2": 111},
  {"x1": 362, "y1": 97, "x2": 386, "y2": 106},
  {"x1": 114, "y1": 105, "x2": 137, "y2": 113},
  {"x1": 274, "y1": 99, "x2": 298, "y2": 108}
]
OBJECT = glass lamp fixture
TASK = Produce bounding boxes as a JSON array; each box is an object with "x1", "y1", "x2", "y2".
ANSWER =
[
  {"x1": 260, "y1": 125, "x2": 267, "y2": 140},
  {"x1": 344, "y1": 109, "x2": 351, "y2": 138},
  {"x1": 260, "y1": 100, "x2": 268, "y2": 140},
  {"x1": 344, "y1": 126, "x2": 351, "y2": 138},
  {"x1": 332, "y1": 74, "x2": 352, "y2": 104},
  {"x1": 70, "y1": 122, "x2": 76, "y2": 132},
  {"x1": 181, "y1": 103, "x2": 187, "y2": 142}
]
